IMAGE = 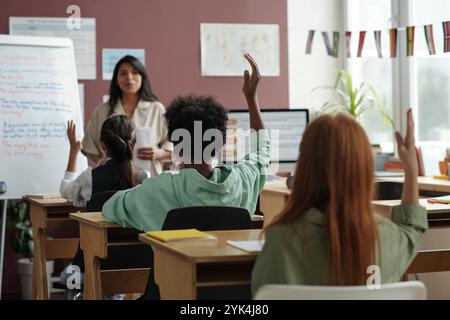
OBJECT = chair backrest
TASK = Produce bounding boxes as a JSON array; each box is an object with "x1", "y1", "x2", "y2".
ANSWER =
[
  {"x1": 162, "y1": 206, "x2": 253, "y2": 231},
  {"x1": 254, "y1": 281, "x2": 427, "y2": 300},
  {"x1": 86, "y1": 190, "x2": 118, "y2": 211},
  {"x1": 375, "y1": 181, "x2": 403, "y2": 200}
]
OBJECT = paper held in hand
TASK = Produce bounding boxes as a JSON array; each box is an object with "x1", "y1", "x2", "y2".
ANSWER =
[
  {"x1": 146, "y1": 229, "x2": 217, "y2": 243},
  {"x1": 134, "y1": 127, "x2": 152, "y2": 173}
]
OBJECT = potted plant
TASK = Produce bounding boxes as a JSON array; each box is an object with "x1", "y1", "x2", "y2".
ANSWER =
[
  {"x1": 6, "y1": 200, "x2": 54, "y2": 300},
  {"x1": 310, "y1": 69, "x2": 394, "y2": 127}
]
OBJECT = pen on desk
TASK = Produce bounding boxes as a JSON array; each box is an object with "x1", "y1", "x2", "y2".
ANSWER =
[{"x1": 427, "y1": 199, "x2": 437, "y2": 204}]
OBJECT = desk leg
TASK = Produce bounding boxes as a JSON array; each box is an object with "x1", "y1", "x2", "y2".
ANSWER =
[
  {"x1": 29, "y1": 204, "x2": 48, "y2": 300},
  {"x1": 154, "y1": 249, "x2": 196, "y2": 299},
  {"x1": 79, "y1": 223, "x2": 107, "y2": 300}
]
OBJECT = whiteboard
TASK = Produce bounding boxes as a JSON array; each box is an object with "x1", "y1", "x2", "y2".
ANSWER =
[{"x1": 0, "y1": 35, "x2": 87, "y2": 199}]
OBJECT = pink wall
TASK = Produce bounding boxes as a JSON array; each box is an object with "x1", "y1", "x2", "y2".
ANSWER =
[
  {"x1": 0, "y1": 0, "x2": 288, "y2": 125},
  {"x1": 0, "y1": 0, "x2": 288, "y2": 298}
]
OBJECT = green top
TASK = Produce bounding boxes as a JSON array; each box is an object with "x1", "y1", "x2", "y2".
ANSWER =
[
  {"x1": 103, "y1": 130, "x2": 270, "y2": 231},
  {"x1": 251, "y1": 203, "x2": 428, "y2": 296}
]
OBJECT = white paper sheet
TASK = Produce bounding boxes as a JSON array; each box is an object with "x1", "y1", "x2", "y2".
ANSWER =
[
  {"x1": 226, "y1": 240, "x2": 265, "y2": 253},
  {"x1": 201, "y1": 23, "x2": 280, "y2": 76},
  {"x1": 10, "y1": 17, "x2": 97, "y2": 80},
  {"x1": 134, "y1": 127, "x2": 152, "y2": 173}
]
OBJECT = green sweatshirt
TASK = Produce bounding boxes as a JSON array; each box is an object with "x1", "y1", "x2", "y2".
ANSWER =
[
  {"x1": 103, "y1": 130, "x2": 270, "y2": 231},
  {"x1": 251, "y1": 203, "x2": 428, "y2": 296}
]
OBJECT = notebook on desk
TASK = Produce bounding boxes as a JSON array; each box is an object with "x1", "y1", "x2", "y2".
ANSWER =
[
  {"x1": 146, "y1": 229, "x2": 216, "y2": 243},
  {"x1": 25, "y1": 193, "x2": 62, "y2": 199}
]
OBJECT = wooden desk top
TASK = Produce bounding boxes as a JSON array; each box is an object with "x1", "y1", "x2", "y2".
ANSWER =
[
  {"x1": 376, "y1": 176, "x2": 450, "y2": 193},
  {"x1": 262, "y1": 176, "x2": 450, "y2": 195},
  {"x1": 373, "y1": 198, "x2": 450, "y2": 214},
  {"x1": 70, "y1": 212, "x2": 120, "y2": 228},
  {"x1": 139, "y1": 229, "x2": 263, "y2": 263},
  {"x1": 262, "y1": 178, "x2": 290, "y2": 195},
  {"x1": 23, "y1": 196, "x2": 74, "y2": 207}
]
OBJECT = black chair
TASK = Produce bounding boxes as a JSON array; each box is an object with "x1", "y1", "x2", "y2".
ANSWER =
[
  {"x1": 162, "y1": 206, "x2": 254, "y2": 231},
  {"x1": 142, "y1": 206, "x2": 255, "y2": 300},
  {"x1": 375, "y1": 181, "x2": 403, "y2": 200}
]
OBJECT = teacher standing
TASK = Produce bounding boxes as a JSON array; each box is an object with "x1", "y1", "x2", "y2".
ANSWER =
[{"x1": 82, "y1": 55, "x2": 173, "y2": 176}]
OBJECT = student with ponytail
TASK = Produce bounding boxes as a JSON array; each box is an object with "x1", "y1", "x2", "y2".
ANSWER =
[{"x1": 60, "y1": 115, "x2": 148, "y2": 207}]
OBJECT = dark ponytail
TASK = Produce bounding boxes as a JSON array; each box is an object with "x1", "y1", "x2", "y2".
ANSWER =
[{"x1": 100, "y1": 115, "x2": 138, "y2": 188}]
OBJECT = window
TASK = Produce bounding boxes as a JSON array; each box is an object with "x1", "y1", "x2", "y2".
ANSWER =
[{"x1": 346, "y1": 0, "x2": 395, "y2": 153}]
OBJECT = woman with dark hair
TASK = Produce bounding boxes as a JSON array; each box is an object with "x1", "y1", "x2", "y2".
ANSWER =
[{"x1": 82, "y1": 55, "x2": 172, "y2": 176}]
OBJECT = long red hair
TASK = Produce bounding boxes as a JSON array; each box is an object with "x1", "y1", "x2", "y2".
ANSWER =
[{"x1": 270, "y1": 113, "x2": 377, "y2": 285}]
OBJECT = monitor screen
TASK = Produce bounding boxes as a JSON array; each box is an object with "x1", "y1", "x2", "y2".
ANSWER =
[{"x1": 223, "y1": 109, "x2": 309, "y2": 165}]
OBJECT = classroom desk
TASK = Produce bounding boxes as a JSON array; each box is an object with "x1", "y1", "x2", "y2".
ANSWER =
[
  {"x1": 376, "y1": 176, "x2": 450, "y2": 194},
  {"x1": 24, "y1": 196, "x2": 81, "y2": 300},
  {"x1": 373, "y1": 199, "x2": 450, "y2": 275},
  {"x1": 260, "y1": 176, "x2": 450, "y2": 226},
  {"x1": 138, "y1": 229, "x2": 261, "y2": 300},
  {"x1": 69, "y1": 212, "x2": 150, "y2": 300}
]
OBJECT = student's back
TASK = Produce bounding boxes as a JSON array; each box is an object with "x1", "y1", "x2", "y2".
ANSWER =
[
  {"x1": 102, "y1": 54, "x2": 270, "y2": 231},
  {"x1": 251, "y1": 110, "x2": 427, "y2": 295},
  {"x1": 60, "y1": 115, "x2": 147, "y2": 207}
]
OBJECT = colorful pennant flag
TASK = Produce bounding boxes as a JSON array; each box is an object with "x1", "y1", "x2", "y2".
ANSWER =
[
  {"x1": 389, "y1": 28, "x2": 398, "y2": 58},
  {"x1": 406, "y1": 26, "x2": 415, "y2": 56},
  {"x1": 305, "y1": 30, "x2": 315, "y2": 54},
  {"x1": 443, "y1": 21, "x2": 450, "y2": 53},
  {"x1": 332, "y1": 31, "x2": 340, "y2": 57},
  {"x1": 424, "y1": 25, "x2": 436, "y2": 55},
  {"x1": 345, "y1": 31, "x2": 352, "y2": 58},
  {"x1": 322, "y1": 32, "x2": 339, "y2": 57},
  {"x1": 374, "y1": 31, "x2": 383, "y2": 58},
  {"x1": 357, "y1": 31, "x2": 366, "y2": 57},
  {"x1": 322, "y1": 32, "x2": 332, "y2": 56}
]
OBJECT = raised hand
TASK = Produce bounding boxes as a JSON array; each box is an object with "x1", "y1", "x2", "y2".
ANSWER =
[
  {"x1": 67, "y1": 120, "x2": 81, "y2": 154},
  {"x1": 242, "y1": 53, "x2": 261, "y2": 99},
  {"x1": 395, "y1": 109, "x2": 417, "y2": 174}
]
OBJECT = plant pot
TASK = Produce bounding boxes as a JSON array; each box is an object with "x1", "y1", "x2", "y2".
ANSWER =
[{"x1": 17, "y1": 258, "x2": 54, "y2": 300}]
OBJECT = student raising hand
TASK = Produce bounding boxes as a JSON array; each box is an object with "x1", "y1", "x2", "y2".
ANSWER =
[
  {"x1": 395, "y1": 108, "x2": 419, "y2": 204},
  {"x1": 242, "y1": 53, "x2": 261, "y2": 99},
  {"x1": 395, "y1": 109, "x2": 417, "y2": 173},
  {"x1": 67, "y1": 120, "x2": 81, "y2": 154},
  {"x1": 242, "y1": 53, "x2": 264, "y2": 131}
]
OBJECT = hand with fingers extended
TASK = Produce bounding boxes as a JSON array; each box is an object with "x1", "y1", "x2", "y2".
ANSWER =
[
  {"x1": 242, "y1": 53, "x2": 261, "y2": 100},
  {"x1": 395, "y1": 109, "x2": 418, "y2": 175},
  {"x1": 67, "y1": 120, "x2": 82, "y2": 154}
]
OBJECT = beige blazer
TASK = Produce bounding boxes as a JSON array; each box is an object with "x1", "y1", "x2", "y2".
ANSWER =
[{"x1": 82, "y1": 100, "x2": 173, "y2": 176}]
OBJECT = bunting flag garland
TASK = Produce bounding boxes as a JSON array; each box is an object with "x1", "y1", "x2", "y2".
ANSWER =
[
  {"x1": 305, "y1": 20, "x2": 450, "y2": 58},
  {"x1": 443, "y1": 21, "x2": 450, "y2": 52},
  {"x1": 424, "y1": 25, "x2": 436, "y2": 55},
  {"x1": 332, "y1": 31, "x2": 340, "y2": 57},
  {"x1": 406, "y1": 26, "x2": 415, "y2": 56},
  {"x1": 322, "y1": 32, "x2": 333, "y2": 56},
  {"x1": 374, "y1": 31, "x2": 383, "y2": 58},
  {"x1": 305, "y1": 30, "x2": 315, "y2": 54},
  {"x1": 345, "y1": 31, "x2": 352, "y2": 58},
  {"x1": 357, "y1": 31, "x2": 366, "y2": 57},
  {"x1": 389, "y1": 28, "x2": 398, "y2": 58}
]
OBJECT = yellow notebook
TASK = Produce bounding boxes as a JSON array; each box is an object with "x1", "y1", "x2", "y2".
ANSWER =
[{"x1": 146, "y1": 229, "x2": 216, "y2": 243}]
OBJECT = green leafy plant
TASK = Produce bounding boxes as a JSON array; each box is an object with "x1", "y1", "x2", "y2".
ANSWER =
[
  {"x1": 6, "y1": 200, "x2": 33, "y2": 259},
  {"x1": 311, "y1": 69, "x2": 394, "y2": 127}
]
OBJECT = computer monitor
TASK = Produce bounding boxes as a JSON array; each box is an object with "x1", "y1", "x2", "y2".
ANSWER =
[{"x1": 223, "y1": 109, "x2": 309, "y2": 174}]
